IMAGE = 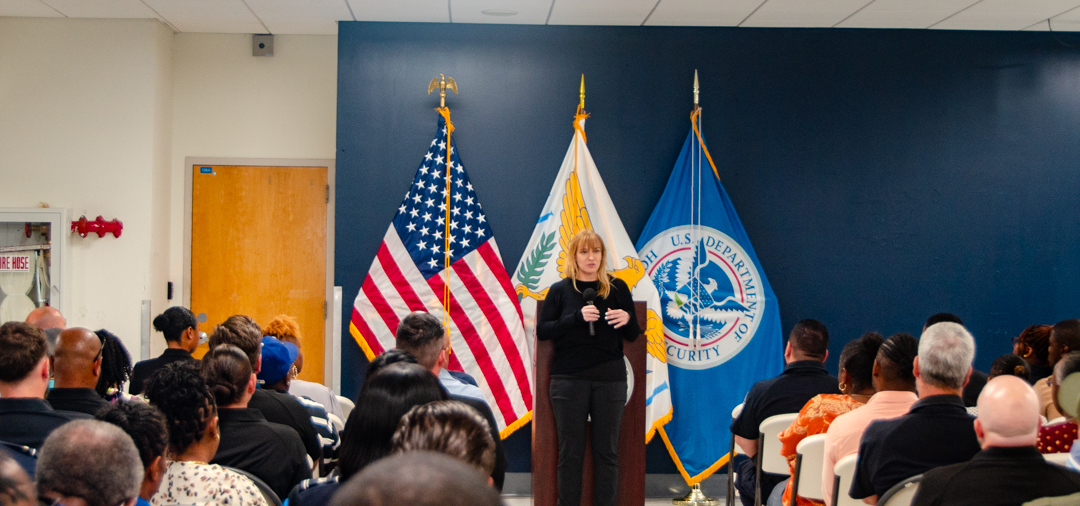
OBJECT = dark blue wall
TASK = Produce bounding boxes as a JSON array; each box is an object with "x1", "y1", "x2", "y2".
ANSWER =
[{"x1": 335, "y1": 22, "x2": 1080, "y2": 473}]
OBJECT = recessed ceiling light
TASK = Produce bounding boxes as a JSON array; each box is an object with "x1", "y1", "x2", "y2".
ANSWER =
[{"x1": 482, "y1": 9, "x2": 518, "y2": 16}]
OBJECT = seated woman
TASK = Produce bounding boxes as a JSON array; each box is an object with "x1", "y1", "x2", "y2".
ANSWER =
[
  {"x1": 776, "y1": 332, "x2": 884, "y2": 506},
  {"x1": 1013, "y1": 324, "x2": 1054, "y2": 384},
  {"x1": 1038, "y1": 351, "x2": 1080, "y2": 454},
  {"x1": 967, "y1": 354, "x2": 1032, "y2": 417},
  {"x1": 201, "y1": 344, "x2": 311, "y2": 500},
  {"x1": 143, "y1": 362, "x2": 267, "y2": 506},
  {"x1": 289, "y1": 360, "x2": 449, "y2": 506}
]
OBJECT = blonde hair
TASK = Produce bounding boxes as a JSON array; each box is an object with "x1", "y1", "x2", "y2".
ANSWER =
[
  {"x1": 565, "y1": 229, "x2": 612, "y2": 298},
  {"x1": 263, "y1": 315, "x2": 302, "y2": 348}
]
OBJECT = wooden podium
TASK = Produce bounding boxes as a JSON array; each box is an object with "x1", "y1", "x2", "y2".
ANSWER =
[{"x1": 532, "y1": 301, "x2": 647, "y2": 506}]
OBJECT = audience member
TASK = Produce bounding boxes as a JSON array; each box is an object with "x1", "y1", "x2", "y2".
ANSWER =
[
  {"x1": 395, "y1": 311, "x2": 487, "y2": 402},
  {"x1": 258, "y1": 336, "x2": 340, "y2": 472},
  {"x1": 850, "y1": 322, "x2": 980, "y2": 504},
  {"x1": 0, "y1": 450, "x2": 35, "y2": 506},
  {"x1": 209, "y1": 315, "x2": 322, "y2": 466},
  {"x1": 130, "y1": 307, "x2": 200, "y2": 395},
  {"x1": 95, "y1": 329, "x2": 134, "y2": 402},
  {"x1": 202, "y1": 344, "x2": 310, "y2": 500},
  {"x1": 328, "y1": 452, "x2": 500, "y2": 506},
  {"x1": 1040, "y1": 320, "x2": 1080, "y2": 421},
  {"x1": 46, "y1": 327, "x2": 110, "y2": 416},
  {"x1": 730, "y1": 319, "x2": 840, "y2": 506},
  {"x1": 911, "y1": 376, "x2": 1080, "y2": 506},
  {"x1": 263, "y1": 315, "x2": 346, "y2": 423},
  {"x1": 24, "y1": 306, "x2": 65, "y2": 353},
  {"x1": 0, "y1": 322, "x2": 82, "y2": 449},
  {"x1": 36, "y1": 420, "x2": 142, "y2": 506},
  {"x1": 924, "y1": 314, "x2": 986, "y2": 407},
  {"x1": 360, "y1": 348, "x2": 507, "y2": 490},
  {"x1": 96, "y1": 401, "x2": 169, "y2": 506},
  {"x1": 391, "y1": 400, "x2": 497, "y2": 482},
  {"x1": 143, "y1": 361, "x2": 267, "y2": 506},
  {"x1": 822, "y1": 333, "x2": 919, "y2": 505},
  {"x1": 289, "y1": 362, "x2": 448, "y2": 506},
  {"x1": 966, "y1": 353, "x2": 1032, "y2": 417},
  {"x1": 1037, "y1": 352, "x2": 1080, "y2": 454},
  {"x1": 1014, "y1": 324, "x2": 1054, "y2": 384},
  {"x1": 777, "y1": 332, "x2": 884, "y2": 506}
]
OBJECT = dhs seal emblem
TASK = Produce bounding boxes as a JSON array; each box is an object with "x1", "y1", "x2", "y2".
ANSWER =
[{"x1": 639, "y1": 225, "x2": 765, "y2": 370}]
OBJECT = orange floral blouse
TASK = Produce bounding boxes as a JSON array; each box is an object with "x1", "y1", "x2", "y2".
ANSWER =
[{"x1": 778, "y1": 394, "x2": 864, "y2": 506}]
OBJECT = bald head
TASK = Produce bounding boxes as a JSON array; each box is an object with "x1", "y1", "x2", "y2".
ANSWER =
[
  {"x1": 25, "y1": 307, "x2": 66, "y2": 330},
  {"x1": 975, "y1": 375, "x2": 1040, "y2": 448},
  {"x1": 52, "y1": 328, "x2": 102, "y2": 389}
]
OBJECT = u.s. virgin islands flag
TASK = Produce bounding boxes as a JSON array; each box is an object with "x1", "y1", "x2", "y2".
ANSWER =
[
  {"x1": 513, "y1": 112, "x2": 672, "y2": 441},
  {"x1": 636, "y1": 118, "x2": 783, "y2": 484}
]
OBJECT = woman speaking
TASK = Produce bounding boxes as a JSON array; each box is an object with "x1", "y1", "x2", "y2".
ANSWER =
[{"x1": 538, "y1": 229, "x2": 641, "y2": 506}]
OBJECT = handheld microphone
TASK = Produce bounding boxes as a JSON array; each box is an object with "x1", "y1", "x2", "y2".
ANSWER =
[{"x1": 582, "y1": 288, "x2": 597, "y2": 336}]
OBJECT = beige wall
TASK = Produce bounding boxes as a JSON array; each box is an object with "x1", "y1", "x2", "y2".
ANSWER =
[{"x1": 0, "y1": 18, "x2": 338, "y2": 360}]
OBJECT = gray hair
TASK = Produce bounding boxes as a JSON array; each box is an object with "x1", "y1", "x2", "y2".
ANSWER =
[
  {"x1": 37, "y1": 420, "x2": 142, "y2": 506},
  {"x1": 918, "y1": 322, "x2": 976, "y2": 390},
  {"x1": 1054, "y1": 351, "x2": 1080, "y2": 385}
]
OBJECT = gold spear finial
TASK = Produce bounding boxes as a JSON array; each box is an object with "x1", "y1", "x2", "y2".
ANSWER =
[
  {"x1": 427, "y1": 73, "x2": 458, "y2": 108},
  {"x1": 578, "y1": 74, "x2": 586, "y2": 113},
  {"x1": 693, "y1": 69, "x2": 700, "y2": 107}
]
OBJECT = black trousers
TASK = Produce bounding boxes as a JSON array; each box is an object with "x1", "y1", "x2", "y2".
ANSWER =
[{"x1": 550, "y1": 377, "x2": 626, "y2": 506}]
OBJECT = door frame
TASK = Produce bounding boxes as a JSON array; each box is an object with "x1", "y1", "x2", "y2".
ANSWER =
[{"x1": 183, "y1": 157, "x2": 337, "y2": 389}]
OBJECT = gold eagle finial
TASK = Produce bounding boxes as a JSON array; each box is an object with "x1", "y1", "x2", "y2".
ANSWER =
[{"x1": 427, "y1": 74, "x2": 458, "y2": 107}]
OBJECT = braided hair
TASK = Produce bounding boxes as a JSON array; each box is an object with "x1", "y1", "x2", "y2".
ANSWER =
[
  {"x1": 95, "y1": 400, "x2": 168, "y2": 469},
  {"x1": 143, "y1": 362, "x2": 216, "y2": 456},
  {"x1": 877, "y1": 332, "x2": 919, "y2": 386},
  {"x1": 94, "y1": 329, "x2": 132, "y2": 398}
]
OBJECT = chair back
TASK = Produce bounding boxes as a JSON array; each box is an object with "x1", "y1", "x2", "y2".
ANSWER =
[
  {"x1": 732, "y1": 403, "x2": 745, "y2": 419},
  {"x1": 759, "y1": 413, "x2": 798, "y2": 475},
  {"x1": 793, "y1": 434, "x2": 827, "y2": 501},
  {"x1": 337, "y1": 395, "x2": 355, "y2": 419},
  {"x1": 877, "y1": 474, "x2": 922, "y2": 506},
  {"x1": 831, "y1": 453, "x2": 860, "y2": 506},
  {"x1": 1045, "y1": 452, "x2": 1071, "y2": 467},
  {"x1": 223, "y1": 466, "x2": 283, "y2": 506}
]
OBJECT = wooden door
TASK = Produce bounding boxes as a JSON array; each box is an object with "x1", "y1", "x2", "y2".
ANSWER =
[{"x1": 191, "y1": 165, "x2": 328, "y2": 384}]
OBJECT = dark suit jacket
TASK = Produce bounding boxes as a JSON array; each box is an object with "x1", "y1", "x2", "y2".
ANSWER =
[
  {"x1": 249, "y1": 388, "x2": 322, "y2": 466},
  {"x1": 129, "y1": 348, "x2": 195, "y2": 395},
  {"x1": 46, "y1": 388, "x2": 110, "y2": 416},
  {"x1": 912, "y1": 446, "x2": 1080, "y2": 506}
]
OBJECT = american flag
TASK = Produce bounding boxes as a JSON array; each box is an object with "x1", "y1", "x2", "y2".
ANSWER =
[{"x1": 350, "y1": 114, "x2": 534, "y2": 435}]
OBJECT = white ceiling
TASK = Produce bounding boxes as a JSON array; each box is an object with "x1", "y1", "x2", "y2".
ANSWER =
[{"x1": 2, "y1": 0, "x2": 1080, "y2": 35}]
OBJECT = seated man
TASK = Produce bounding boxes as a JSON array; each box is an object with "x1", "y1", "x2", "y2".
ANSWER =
[
  {"x1": 130, "y1": 306, "x2": 200, "y2": 395},
  {"x1": 730, "y1": 319, "x2": 839, "y2": 506},
  {"x1": 36, "y1": 420, "x2": 143, "y2": 506},
  {"x1": 0, "y1": 450, "x2": 35, "y2": 506},
  {"x1": 850, "y1": 322, "x2": 981, "y2": 504},
  {"x1": 912, "y1": 376, "x2": 1080, "y2": 506},
  {"x1": 263, "y1": 315, "x2": 346, "y2": 423},
  {"x1": 395, "y1": 311, "x2": 487, "y2": 403},
  {"x1": 329, "y1": 452, "x2": 500, "y2": 506},
  {"x1": 25, "y1": 306, "x2": 66, "y2": 353},
  {"x1": 46, "y1": 328, "x2": 110, "y2": 416},
  {"x1": 0, "y1": 322, "x2": 83, "y2": 450}
]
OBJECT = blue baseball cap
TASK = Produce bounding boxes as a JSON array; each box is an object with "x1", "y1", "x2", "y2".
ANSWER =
[{"x1": 258, "y1": 336, "x2": 298, "y2": 385}]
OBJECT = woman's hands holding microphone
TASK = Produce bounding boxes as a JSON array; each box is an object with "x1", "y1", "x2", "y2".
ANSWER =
[{"x1": 581, "y1": 305, "x2": 630, "y2": 329}]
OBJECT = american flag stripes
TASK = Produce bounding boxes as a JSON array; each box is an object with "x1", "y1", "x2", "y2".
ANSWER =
[{"x1": 350, "y1": 114, "x2": 533, "y2": 436}]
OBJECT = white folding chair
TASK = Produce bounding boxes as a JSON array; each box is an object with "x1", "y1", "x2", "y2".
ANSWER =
[
  {"x1": 877, "y1": 474, "x2": 922, "y2": 506},
  {"x1": 831, "y1": 453, "x2": 860, "y2": 506},
  {"x1": 1045, "y1": 452, "x2": 1071, "y2": 467},
  {"x1": 337, "y1": 395, "x2": 355, "y2": 420},
  {"x1": 727, "y1": 403, "x2": 745, "y2": 506},
  {"x1": 755, "y1": 413, "x2": 799, "y2": 506},
  {"x1": 791, "y1": 434, "x2": 827, "y2": 503}
]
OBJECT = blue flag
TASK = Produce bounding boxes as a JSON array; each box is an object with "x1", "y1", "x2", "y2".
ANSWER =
[{"x1": 636, "y1": 121, "x2": 783, "y2": 484}]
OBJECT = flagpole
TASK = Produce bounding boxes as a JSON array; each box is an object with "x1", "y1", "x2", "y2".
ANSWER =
[{"x1": 429, "y1": 74, "x2": 459, "y2": 340}]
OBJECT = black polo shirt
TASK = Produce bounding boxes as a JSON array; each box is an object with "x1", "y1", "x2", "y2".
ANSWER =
[
  {"x1": 730, "y1": 360, "x2": 840, "y2": 439},
  {"x1": 129, "y1": 348, "x2": 196, "y2": 395},
  {"x1": 912, "y1": 445, "x2": 1080, "y2": 506},
  {"x1": 851, "y1": 394, "x2": 981, "y2": 499},
  {"x1": 248, "y1": 388, "x2": 322, "y2": 466},
  {"x1": 46, "y1": 388, "x2": 110, "y2": 416},
  {"x1": 0, "y1": 398, "x2": 84, "y2": 449},
  {"x1": 210, "y1": 407, "x2": 311, "y2": 500}
]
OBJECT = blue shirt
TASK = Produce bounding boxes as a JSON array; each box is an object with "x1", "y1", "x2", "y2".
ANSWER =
[{"x1": 438, "y1": 368, "x2": 486, "y2": 403}]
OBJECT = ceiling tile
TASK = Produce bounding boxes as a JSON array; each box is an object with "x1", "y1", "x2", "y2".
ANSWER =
[
  {"x1": 143, "y1": 0, "x2": 264, "y2": 32},
  {"x1": 742, "y1": 0, "x2": 873, "y2": 27},
  {"x1": 932, "y1": 0, "x2": 1080, "y2": 31},
  {"x1": 40, "y1": 0, "x2": 157, "y2": 18},
  {"x1": 645, "y1": 0, "x2": 764, "y2": 26},
  {"x1": 450, "y1": 0, "x2": 550, "y2": 24},
  {"x1": 348, "y1": 0, "x2": 449, "y2": 22},
  {"x1": 246, "y1": 0, "x2": 350, "y2": 34},
  {"x1": 0, "y1": 0, "x2": 63, "y2": 17},
  {"x1": 837, "y1": 0, "x2": 976, "y2": 29},
  {"x1": 547, "y1": 0, "x2": 657, "y2": 26}
]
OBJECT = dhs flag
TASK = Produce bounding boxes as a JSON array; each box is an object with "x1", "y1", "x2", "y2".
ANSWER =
[
  {"x1": 513, "y1": 111, "x2": 672, "y2": 441},
  {"x1": 636, "y1": 116, "x2": 783, "y2": 483},
  {"x1": 350, "y1": 112, "x2": 533, "y2": 436}
]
